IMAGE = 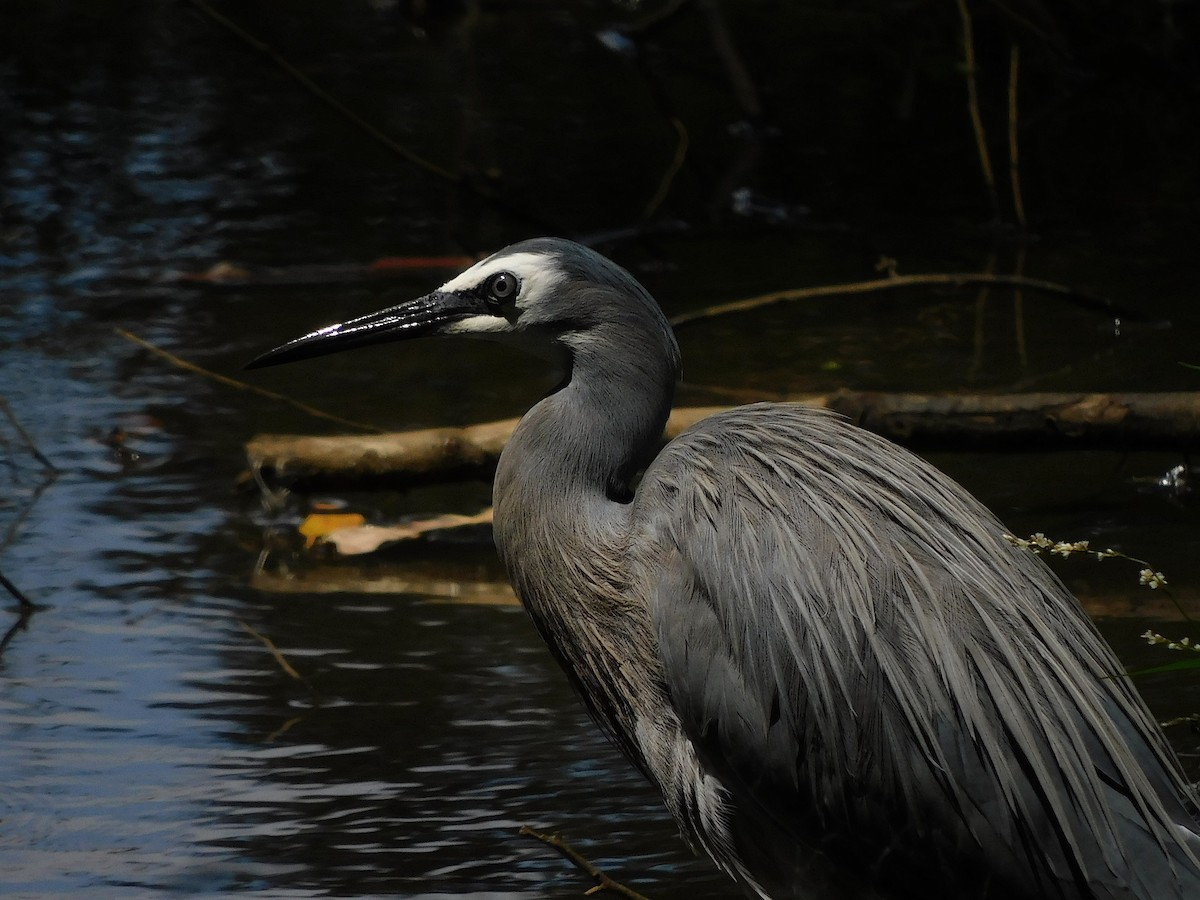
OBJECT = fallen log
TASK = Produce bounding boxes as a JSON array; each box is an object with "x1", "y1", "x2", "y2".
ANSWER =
[
  {"x1": 245, "y1": 391, "x2": 1200, "y2": 488},
  {"x1": 245, "y1": 406, "x2": 727, "y2": 488},
  {"x1": 839, "y1": 390, "x2": 1200, "y2": 451},
  {"x1": 247, "y1": 415, "x2": 523, "y2": 486}
]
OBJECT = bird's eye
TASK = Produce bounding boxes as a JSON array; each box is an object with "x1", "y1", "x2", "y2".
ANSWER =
[{"x1": 485, "y1": 271, "x2": 519, "y2": 305}]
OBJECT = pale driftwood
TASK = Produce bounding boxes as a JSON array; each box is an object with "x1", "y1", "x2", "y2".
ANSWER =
[
  {"x1": 247, "y1": 416, "x2": 522, "y2": 484},
  {"x1": 251, "y1": 566, "x2": 518, "y2": 604},
  {"x1": 246, "y1": 392, "x2": 1200, "y2": 488},
  {"x1": 323, "y1": 509, "x2": 493, "y2": 556}
]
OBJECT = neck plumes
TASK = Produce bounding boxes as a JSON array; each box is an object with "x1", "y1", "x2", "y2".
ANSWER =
[{"x1": 491, "y1": 311, "x2": 679, "y2": 767}]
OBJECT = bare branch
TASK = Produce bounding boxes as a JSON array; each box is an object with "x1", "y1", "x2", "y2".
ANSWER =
[
  {"x1": 118, "y1": 328, "x2": 381, "y2": 434},
  {"x1": 667, "y1": 271, "x2": 1148, "y2": 329}
]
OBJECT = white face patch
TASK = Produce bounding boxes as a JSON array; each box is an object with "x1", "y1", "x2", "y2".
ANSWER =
[
  {"x1": 443, "y1": 314, "x2": 510, "y2": 335},
  {"x1": 439, "y1": 251, "x2": 565, "y2": 311}
]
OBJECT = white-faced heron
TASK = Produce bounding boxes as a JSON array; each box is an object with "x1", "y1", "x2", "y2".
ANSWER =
[{"x1": 250, "y1": 238, "x2": 1200, "y2": 899}]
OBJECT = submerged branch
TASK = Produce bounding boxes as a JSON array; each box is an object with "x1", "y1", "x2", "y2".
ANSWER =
[
  {"x1": 239, "y1": 619, "x2": 306, "y2": 682},
  {"x1": 0, "y1": 569, "x2": 38, "y2": 656},
  {"x1": 0, "y1": 398, "x2": 54, "y2": 655},
  {"x1": 519, "y1": 825, "x2": 653, "y2": 900},
  {"x1": 0, "y1": 569, "x2": 35, "y2": 611},
  {"x1": 0, "y1": 396, "x2": 58, "y2": 474},
  {"x1": 238, "y1": 619, "x2": 324, "y2": 707},
  {"x1": 0, "y1": 607, "x2": 33, "y2": 656}
]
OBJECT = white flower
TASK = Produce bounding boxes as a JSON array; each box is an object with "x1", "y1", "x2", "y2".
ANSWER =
[
  {"x1": 1051, "y1": 540, "x2": 1089, "y2": 557},
  {"x1": 1138, "y1": 569, "x2": 1168, "y2": 590}
]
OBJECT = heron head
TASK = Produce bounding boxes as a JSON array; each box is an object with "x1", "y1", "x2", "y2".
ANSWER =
[{"x1": 246, "y1": 238, "x2": 679, "y2": 373}]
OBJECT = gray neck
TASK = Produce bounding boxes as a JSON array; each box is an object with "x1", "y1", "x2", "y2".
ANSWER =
[
  {"x1": 490, "y1": 316, "x2": 679, "y2": 766},
  {"x1": 493, "y1": 311, "x2": 679, "y2": 527}
]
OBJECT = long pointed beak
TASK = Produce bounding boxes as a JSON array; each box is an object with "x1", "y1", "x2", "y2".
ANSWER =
[{"x1": 246, "y1": 290, "x2": 489, "y2": 369}]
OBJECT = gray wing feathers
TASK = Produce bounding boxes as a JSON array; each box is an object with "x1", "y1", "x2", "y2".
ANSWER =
[{"x1": 636, "y1": 403, "x2": 1200, "y2": 898}]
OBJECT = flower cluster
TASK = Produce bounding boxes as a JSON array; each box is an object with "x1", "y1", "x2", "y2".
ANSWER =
[
  {"x1": 1004, "y1": 533, "x2": 1165, "y2": 584},
  {"x1": 1003, "y1": 533, "x2": 1095, "y2": 558},
  {"x1": 1141, "y1": 630, "x2": 1197, "y2": 652},
  {"x1": 1007, "y1": 533, "x2": 1190, "y2": 664}
]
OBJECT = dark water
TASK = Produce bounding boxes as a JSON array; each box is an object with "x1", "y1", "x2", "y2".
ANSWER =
[{"x1": 1, "y1": 3, "x2": 1198, "y2": 898}]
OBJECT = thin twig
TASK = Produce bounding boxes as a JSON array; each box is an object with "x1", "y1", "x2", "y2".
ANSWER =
[
  {"x1": 239, "y1": 619, "x2": 324, "y2": 716},
  {"x1": 667, "y1": 271, "x2": 1148, "y2": 329},
  {"x1": 1, "y1": 478, "x2": 54, "y2": 575},
  {"x1": 1013, "y1": 243, "x2": 1028, "y2": 367},
  {"x1": 0, "y1": 569, "x2": 38, "y2": 656},
  {"x1": 0, "y1": 398, "x2": 55, "y2": 655},
  {"x1": 1007, "y1": 43, "x2": 1027, "y2": 229},
  {"x1": 265, "y1": 714, "x2": 308, "y2": 743},
  {"x1": 519, "y1": 826, "x2": 652, "y2": 899},
  {"x1": 0, "y1": 569, "x2": 36, "y2": 611},
  {"x1": 117, "y1": 329, "x2": 382, "y2": 433},
  {"x1": 183, "y1": 0, "x2": 553, "y2": 232},
  {"x1": 0, "y1": 397, "x2": 55, "y2": 656},
  {"x1": 0, "y1": 392, "x2": 60, "y2": 551},
  {"x1": 239, "y1": 619, "x2": 307, "y2": 683},
  {"x1": 954, "y1": 0, "x2": 1000, "y2": 218},
  {"x1": 0, "y1": 605, "x2": 34, "y2": 655},
  {"x1": 1008, "y1": 534, "x2": 1195, "y2": 625},
  {"x1": 185, "y1": 0, "x2": 457, "y2": 182},
  {"x1": 0, "y1": 396, "x2": 58, "y2": 474},
  {"x1": 642, "y1": 118, "x2": 689, "y2": 219}
]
